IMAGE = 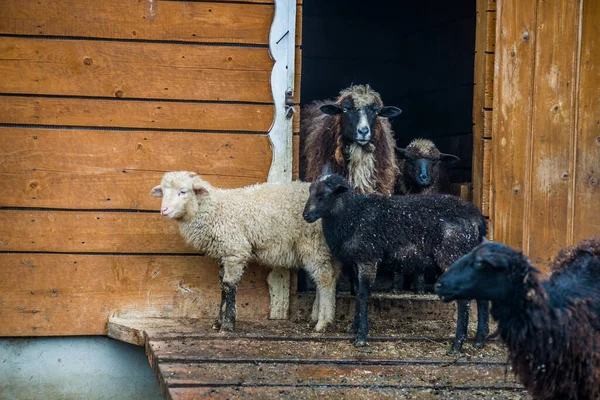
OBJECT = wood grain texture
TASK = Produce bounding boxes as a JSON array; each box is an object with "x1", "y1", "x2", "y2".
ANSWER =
[
  {"x1": 481, "y1": 138, "x2": 492, "y2": 217},
  {"x1": 0, "y1": 129, "x2": 303, "y2": 209},
  {"x1": 491, "y1": 0, "x2": 537, "y2": 249},
  {"x1": 471, "y1": 0, "x2": 487, "y2": 209},
  {"x1": 572, "y1": 0, "x2": 600, "y2": 243},
  {"x1": 1, "y1": 0, "x2": 273, "y2": 44},
  {"x1": 0, "y1": 210, "x2": 191, "y2": 253},
  {"x1": 160, "y1": 362, "x2": 515, "y2": 388},
  {"x1": 484, "y1": 52, "x2": 495, "y2": 109},
  {"x1": 0, "y1": 37, "x2": 273, "y2": 102},
  {"x1": 525, "y1": 0, "x2": 582, "y2": 268},
  {"x1": 168, "y1": 386, "x2": 525, "y2": 400},
  {"x1": 0, "y1": 254, "x2": 270, "y2": 336},
  {"x1": 148, "y1": 338, "x2": 508, "y2": 363},
  {"x1": 0, "y1": 96, "x2": 276, "y2": 132}
]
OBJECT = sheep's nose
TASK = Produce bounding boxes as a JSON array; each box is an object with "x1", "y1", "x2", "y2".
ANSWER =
[
  {"x1": 357, "y1": 126, "x2": 369, "y2": 135},
  {"x1": 161, "y1": 207, "x2": 169, "y2": 215}
]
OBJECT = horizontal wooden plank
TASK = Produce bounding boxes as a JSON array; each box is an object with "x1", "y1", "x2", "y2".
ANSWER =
[
  {"x1": 161, "y1": 362, "x2": 518, "y2": 388},
  {"x1": 0, "y1": 1, "x2": 276, "y2": 45},
  {"x1": 0, "y1": 37, "x2": 274, "y2": 102},
  {"x1": 168, "y1": 386, "x2": 526, "y2": 400},
  {"x1": 0, "y1": 96, "x2": 275, "y2": 132},
  {"x1": 149, "y1": 338, "x2": 509, "y2": 363},
  {"x1": 0, "y1": 254, "x2": 271, "y2": 336},
  {"x1": 0, "y1": 128, "x2": 303, "y2": 209},
  {"x1": 0, "y1": 210, "x2": 190, "y2": 253}
]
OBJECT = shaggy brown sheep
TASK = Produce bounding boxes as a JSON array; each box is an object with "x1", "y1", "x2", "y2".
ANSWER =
[{"x1": 301, "y1": 85, "x2": 402, "y2": 196}]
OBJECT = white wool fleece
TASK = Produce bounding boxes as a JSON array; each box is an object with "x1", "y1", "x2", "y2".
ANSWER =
[{"x1": 151, "y1": 171, "x2": 339, "y2": 331}]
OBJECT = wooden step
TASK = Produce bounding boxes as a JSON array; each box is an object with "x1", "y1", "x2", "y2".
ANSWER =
[{"x1": 108, "y1": 318, "x2": 528, "y2": 400}]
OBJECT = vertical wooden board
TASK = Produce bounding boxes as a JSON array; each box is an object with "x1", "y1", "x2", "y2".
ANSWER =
[
  {"x1": 491, "y1": 0, "x2": 538, "y2": 249},
  {"x1": 572, "y1": 0, "x2": 600, "y2": 243},
  {"x1": 483, "y1": 110, "x2": 493, "y2": 138},
  {"x1": 0, "y1": 254, "x2": 271, "y2": 336},
  {"x1": 484, "y1": 52, "x2": 495, "y2": 109},
  {"x1": 485, "y1": 11, "x2": 497, "y2": 53},
  {"x1": 481, "y1": 138, "x2": 493, "y2": 217},
  {"x1": 472, "y1": 0, "x2": 488, "y2": 209},
  {"x1": 525, "y1": 0, "x2": 581, "y2": 270}
]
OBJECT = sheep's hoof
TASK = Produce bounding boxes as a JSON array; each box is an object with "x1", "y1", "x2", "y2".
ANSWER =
[
  {"x1": 473, "y1": 339, "x2": 487, "y2": 349},
  {"x1": 446, "y1": 346, "x2": 462, "y2": 356},
  {"x1": 219, "y1": 322, "x2": 235, "y2": 333},
  {"x1": 314, "y1": 322, "x2": 328, "y2": 332},
  {"x1": 211, "y1": 320, "x2": 221, "y2": 330},
  {"x1": 354, "y1": 338, "x2": 367, "y2": 347}
]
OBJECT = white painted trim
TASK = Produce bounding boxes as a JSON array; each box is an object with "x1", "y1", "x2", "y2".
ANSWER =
[{"x1": 266, "y1": 0, "x2": 297, "y2": 320}]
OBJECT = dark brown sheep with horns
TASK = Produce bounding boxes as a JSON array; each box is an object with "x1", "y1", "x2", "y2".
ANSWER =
[{"x1": 301, "y1": 85, "x2": 402, "y2": 196}]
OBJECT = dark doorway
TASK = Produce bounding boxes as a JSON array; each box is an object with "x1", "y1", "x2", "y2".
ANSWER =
[{"x1": 298, "y1": 0, "x2": 477, "y2": 292}]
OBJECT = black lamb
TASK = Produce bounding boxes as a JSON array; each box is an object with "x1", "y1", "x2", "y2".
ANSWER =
[
  {"x1": 302, "y1": 166, "x2": 489, "y2": 350},
  {"x1": 435, "y1": 237, "x2": 600, "y2": 400}
]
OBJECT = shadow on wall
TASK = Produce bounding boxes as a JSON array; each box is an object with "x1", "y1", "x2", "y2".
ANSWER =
[{"x1": 0, "y1": 337, "x2": 162, "y2": 400}]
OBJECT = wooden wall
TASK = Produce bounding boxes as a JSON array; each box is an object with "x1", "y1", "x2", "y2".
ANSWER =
[
  {"x1": 471, "y1": 0, "x2": 496, "y2": 238},
  {"x1": 0, "y1": 0, "x2": 301, "y2": 336},
  {"x1": 492, "y1": 0, "x2": 599, "y2": 271}
]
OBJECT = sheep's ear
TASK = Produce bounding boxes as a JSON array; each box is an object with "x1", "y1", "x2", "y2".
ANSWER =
[
  {"x1": 150, "y1": 186, "x2": 163, "y2": 197},
  {"x1": 320, "y1": 104, "x2": 343, "y2": 115},
  {"x1": 321, "y1": 163, "x2": 332, "y2": 176},
  {"x1": 440, "y1": 153, "x2": 460, "y2": 165},
  {"x1": 191, "y1": 182, "x2": 209, "y2": 196},
  {"x1": 332, "y1": 184, "x2": 348, "y2": 195},
  {"x1": 378, "y1": 106, "x2": 402, "y2": 119}
]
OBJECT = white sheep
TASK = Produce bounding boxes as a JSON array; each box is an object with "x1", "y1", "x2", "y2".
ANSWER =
[{"x1": 150, "y1": 171, "x2": 339, "y2": 332}]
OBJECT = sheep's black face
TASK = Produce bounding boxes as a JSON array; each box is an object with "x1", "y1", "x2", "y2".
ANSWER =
[
  {"x1": 303, "y1": 175, "x2": 350, "y2": 223},
  {"x1": 409, "y1": 158, "x2": 435, "y2": 187},
  {"x1": 320, "y1": 100, "x2": 401, "y2": 146},
  {"x1": 435, "y1": 242, "x2": 515, "y2": 303}
]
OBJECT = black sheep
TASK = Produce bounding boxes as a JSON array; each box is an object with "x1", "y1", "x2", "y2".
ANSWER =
[
  {"x1": 303, "y1": 167, "x2": 489, "y2": 350},
  {"x1": 395, "y1": 138, "x2": 460, "y2": 196},
  {"x1": 392, "y1": 138, "x2": 460, "y2": 293},
  {"x1": 435, "y1": 237, "x2": 600, "y2": 399}
]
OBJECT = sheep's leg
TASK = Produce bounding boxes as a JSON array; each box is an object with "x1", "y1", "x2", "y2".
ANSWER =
[
  {"x1": 474, "y1": 300, "x2": 490, "y2": 348},
  {"x1": 219, "y1": 260, "x2": 245, "y2": 333},
  {"x1": 341, "y1": 262, "x2": 357, "y2": 296},
  {"x1": 392, "y1": 264, "x2": 404, "y2": 293},
  {"x1": 354, "y1": 262, "x2": 377, "y2": 347},
  {"x1": 412, "y1": 272, "x2": 425, "y2": 295},
  {"x1": 449, "y1": 300, "x2": 471, "y2": 355},
  {"x1": 311, "y1": 289, "x2": 320, "y2": 324},
  {"x1": 349, "y1": 264, "x2": 360, "y2": 334},
  {"x1": 212, "y1": 263, "x2": 226, "y2": 330}
]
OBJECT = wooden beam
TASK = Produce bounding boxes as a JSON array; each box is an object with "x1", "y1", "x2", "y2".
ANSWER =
[
  {"x1": 524, "y1": 0, "x2": 583, "y2": 270},
  {"x1": 572, "y1": 0, "x2": 600, "y2": 244},
  {"x1": 491, "y1": 0, "x2": 538, "y2": 248}
]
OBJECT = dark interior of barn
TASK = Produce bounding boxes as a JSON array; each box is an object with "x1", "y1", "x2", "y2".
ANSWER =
[{"x1": 298, "y1": 0, "x2": 477, "y2": 292}]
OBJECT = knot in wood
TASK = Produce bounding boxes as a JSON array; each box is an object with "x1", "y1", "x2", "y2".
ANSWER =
[
  {"x1": 560, "y1": 172, "x2": 569, "y2": 181},
  {"x1": 115, "y1": 90, "x2": 124, "y2": 98},
  {"x1": 83, "y1": 57, "x2": 93, "y2": 66}
]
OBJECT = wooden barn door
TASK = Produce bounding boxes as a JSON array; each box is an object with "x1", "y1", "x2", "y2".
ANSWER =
[
  {"x1": 490, "y1": 0, "x2": 599, "y2": 272},
  {"x1": 0, "y1": 0, "x2": 301, "y2": 336}
]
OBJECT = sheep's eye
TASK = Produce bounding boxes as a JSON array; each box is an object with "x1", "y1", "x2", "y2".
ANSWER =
[
  {"x1": 474, "y1": 260, "x2": 484, "y2": 270},
  {"x1": 179, "y1": 190, "x2": 188, "y2": 196}
]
